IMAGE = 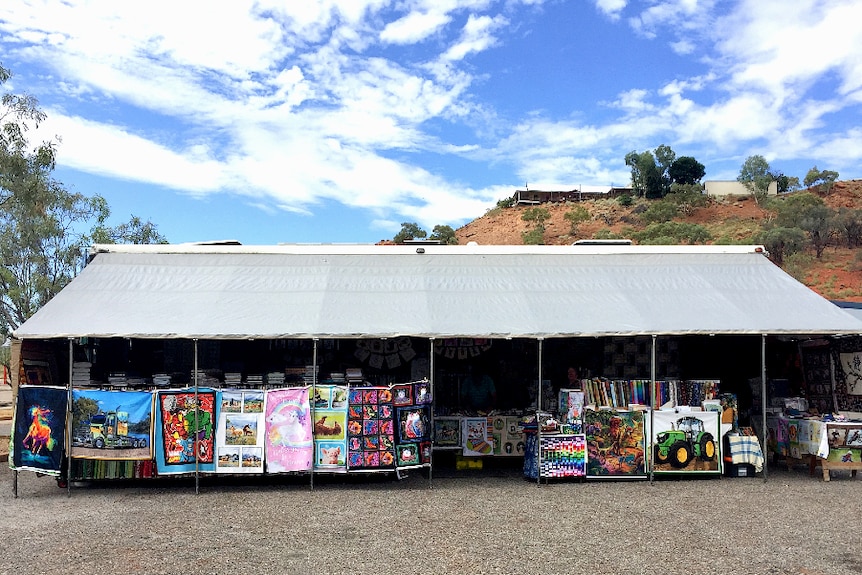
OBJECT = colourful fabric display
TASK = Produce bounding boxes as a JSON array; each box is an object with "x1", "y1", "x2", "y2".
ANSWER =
[
  {"x1": 215, "y1": 389, "x2": 265, "y2": 473},
  {"x1": 264, "y1": 387, "x2": 314, "y2": 473},
  {"x1": 154, "y1": 389, "x2": 217, "y2": 475},
  {"x1": 11, "y1": 385, "x2": 68, "y2": 476},
  {"x1": 726, "y1": 435, "x2": 765, "y2": 472},
  {"x1": 347, "y1": 386, "x2": 396, "y2": 469},
  {"x1": 312, "y1": 385, "x2": 348, "y2": 470},
  {"x1": 539, "y1": 435, "x2": 586, "y2": 478},
  {"x1": 70, "y1": 389, "x2": 154, "y2": 461}
]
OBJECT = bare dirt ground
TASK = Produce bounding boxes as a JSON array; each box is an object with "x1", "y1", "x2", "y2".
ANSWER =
[{"x1": 456, "y1": 180, "x2": 862, "y2": 302}]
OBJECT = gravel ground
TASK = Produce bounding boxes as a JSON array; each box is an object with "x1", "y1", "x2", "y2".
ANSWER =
[{"x1": 2, "y1": 461, "x2": 861, "y2": 575}]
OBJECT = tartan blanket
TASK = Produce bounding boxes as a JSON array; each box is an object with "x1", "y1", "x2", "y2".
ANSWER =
[{"x1": 727, "y1": 435, "x2": 764, "y2": 472}]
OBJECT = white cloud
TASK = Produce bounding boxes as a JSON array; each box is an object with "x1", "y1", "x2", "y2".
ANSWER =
[
  {"x1": 380, "y1": 11, "x2": 452, "y2": 44},
  {"x1": 593, "y1": 0, "x2": 627, "y2": 20},
  {"x1": 442, "y1": 14, "x2": 508, "y2": 61}
]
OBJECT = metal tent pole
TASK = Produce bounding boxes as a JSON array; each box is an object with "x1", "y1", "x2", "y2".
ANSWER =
[
  {"x1": 428, "y1": 337, "x2": 435, "y2": 489},
  {"x1": 67, "y1": 338, "x2": 74, "y2": 496},
  {"x1": 761, "y1": 334, "x2": 768, "y2": 483},
  {"x1": 194, "y1": 338, "x2": 200, "y2": 495},
  {"x1": 537, "y1": 338, "x2": 543, "y2": 486},
  {"x1": 311, "y1": 338, "x2": 318, "y2": 491},
  {"x1": 650, "y1": 335, "x2": 656, "y2": 485}
]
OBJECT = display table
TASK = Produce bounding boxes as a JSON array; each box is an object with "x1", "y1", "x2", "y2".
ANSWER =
[{"x1": 770, "y1": 416, "x2": 862, "y2": 481}]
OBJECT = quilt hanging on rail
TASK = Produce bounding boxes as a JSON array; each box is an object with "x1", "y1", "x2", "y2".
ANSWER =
[
  {"x1": 70, "y1": 389, "x2": 153, "y2": 461},
  {"x1": 264, "y1": 387, "x2": 313, "y2": 473},
  {"x1": 11, "y1": 385, "x2": 68, "y2": 476},
  {"x1": 216, "y1": 389, "x2": 265, "y2": 474},
  {"x1": 312, "y1": 385, "x2": 348, "y2": 470},
  {"x1": 155, "y1": 389, "x2": 217, "y2": 475},
  {"x1": 347, "y1": 387, "x2": 396, "y2": 470}
]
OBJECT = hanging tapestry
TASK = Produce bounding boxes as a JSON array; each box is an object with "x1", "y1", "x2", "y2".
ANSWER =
[
  {"x1": 584, "y1": 409, "x2": 647, "y2": 479},
  {"x1": 839, "y1": 352, "x2": 862, "y2": 395},
  {"x1": 154, "y1": 389, "x2": 216, "y2": 475},
  {"x1": 651, "y1": 409, "x2": 721, "y2": 475},
  {"x1": 540, "y1": 434, "x2": 586, "y2": 478},
  {"x1": 489, "y1": 415, "x2": 526, "y2": 457},
  {"x1": 347, "y1": 387, "x2": 396, "y2": 470},
  {"x1": 312, "y1": 385, "x2": 348, "y2": 470},
  {"x1": 264, "y1": 387, "x2": 313, "y2": 473},
  {"x1": 558, "y1": 389, "x2": 585, "y2": 431},
  {"x1": 395, "y1": 405, "x2": 430, "y2": 467},
  {"x1": 433, "y1": 417, "x2": 461, "y2": 448},
  {"x1": 830, "y1": 337, "x2": 862, "y2": 411},
  {"x1": 11, "y1": 385, "x2": 68, "y2": 476},
  {"x1": 71, "y1": 389, "x2": 153, "y2": 460},
  {"x1": 462, "y1": 417, "x2": 493, "y2": 456},
  {"x1": 216, "y1": 390, "x2": 265, "y2": 473},
  {"x1": 799, "y1": 342, "x2": 835, "y2": 414}
]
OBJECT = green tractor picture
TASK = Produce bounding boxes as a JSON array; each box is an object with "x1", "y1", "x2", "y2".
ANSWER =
[{"x1": 654, "y1": 416, "x2": 716, "y2": 468}]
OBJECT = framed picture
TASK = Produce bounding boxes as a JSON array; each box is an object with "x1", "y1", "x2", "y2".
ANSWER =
[
  {"x1": 414, "y1": 381, "x2": 432, "y2": 405},
  {"x1": 434, "y1": 417, "x2": 461, "y2": 447},
  {"x1": 397, "y1": 407, "x2": 430, "y2": 442},
  {"x1": 392, "y1": 384, "x2": 413, "y2": 406},
  {"x1": 396, "y1": 443, "x2": 420, "y2": 466}
]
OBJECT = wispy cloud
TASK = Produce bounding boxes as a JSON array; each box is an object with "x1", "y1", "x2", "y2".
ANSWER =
[{"x1": 2, "y1": 0, "x2": 862, "y2": 240}]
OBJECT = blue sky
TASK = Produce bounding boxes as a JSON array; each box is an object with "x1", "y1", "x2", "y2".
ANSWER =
[{"x1": 1, "y1": 1, "x2": 861, "y2": 245}]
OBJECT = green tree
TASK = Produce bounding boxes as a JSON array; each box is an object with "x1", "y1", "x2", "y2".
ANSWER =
[
  {"x1": 393, "y1": 222, "x2": 427, "y2": 243},
  {"x1": 756, "y1": 227, "x2": 806, "y2": 266},
  {"x1": 770, "y1": 171, "x2": 799, "y2": 194},
  {"x1": 429, "y1": 224, "x2": 458, "y2": 245},
  {"x1": 0, "y1": 64, "x2": 167, "y2": 338},
  {"x1": 521, "y1": 207, "x2": 550, "y2": 245},
  {"x1": 803, "y1": 166, "x2": 839, "y2": 195},
  {"x1": 626, "y1": 149, "x2": 666, "y2": 198},
  {"x1": 88, "y1": 197, "x2": 167, "y2": 244},
  {"x1": 668, "y1": 156, "x2": 705, "y2": 185},
  {"x1": 666, "y1": 183, "x2": 708, "y2": 216},
  {"x1": 641, "y1": 200, "x2": 678, "y2": 224},
  {"x1": 563, "y1": 205, "x2": 590, "y2": 235},
  {"x1": 737, "y1": 155, "x2": 773, "y2": 205},
  {"x1": 774, "y1": 192, "x2": 835, "y2": 258},
  {"x1": 833, "y1": 207, "x2": 862, "y2": 249},
  {"x1": 631, "y1": 222, "x2": 711, "y2": 244},
  {"x1": 654, "y1": 144, "x2": 676, "y2": 196}
]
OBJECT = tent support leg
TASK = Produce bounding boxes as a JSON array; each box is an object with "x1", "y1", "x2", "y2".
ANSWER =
[
  {"x1": 67, "y1": 337, "x2": 73, "y2": 497},
  {"x1": 194, "y1": 338, "x2": 200, "y2": 495},
  {"x1": 761, "y1": 334, "x2": 768, "y2": 483},
  {"x1": 537, "y1": 338, "x2": 543, "y2": 487},
  {"x1": 650, "y1": 334, "x2": 656, "y2": 486},
  {"x1": 310, "y1": 338, "x2": 318, "y2": 492},
  {"x1": 428, "y1": 337, "x2": 434, "y2": 490}
]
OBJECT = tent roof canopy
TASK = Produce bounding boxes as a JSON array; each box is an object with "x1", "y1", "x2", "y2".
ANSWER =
[{"x1": 13, "y1": 243, "x2": 862, "y2": 340}]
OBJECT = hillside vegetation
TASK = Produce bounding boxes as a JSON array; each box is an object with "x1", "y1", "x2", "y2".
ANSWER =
[{"x1": 455, "y1": 180, "x2": 862, "y2": 302}]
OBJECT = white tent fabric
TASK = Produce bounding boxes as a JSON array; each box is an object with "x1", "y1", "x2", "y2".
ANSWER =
[{"x1": 13, "y1": 244, "x2": 862, "y2": 340}]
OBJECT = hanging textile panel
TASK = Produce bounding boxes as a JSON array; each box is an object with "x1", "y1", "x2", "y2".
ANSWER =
[
  {"x1": 652, "y1": 410, "x2": 720, "y2": 475},
  {"x1": 264, "y1": 387, "x2": 313, "y2": 473},
  {"x1": 154, "y1": 389, "x2": 217, "y2": 475},
  {"x1": 11, "y1": 385, "x2": 68, "y2": 476},
  {"x1": 584, "y1": 409, "x2": 647, "y2": 479},
  {"x1": 347, "y1": 387, "x2": 396, "y2": 470},
  {"x1": 558, "y1": 389, "x2": 585, "y2": 431},
  {"x1": 488, "y1": 415, "x2": 526, "y2": 457},
  {"x1": 540, "y1": 434, "x2": 586, "y2": 478},
  {"x1": 312, "y1": 385, "x2": 348, "y2": 470},
  {"x1": 216, "y1": 390, "x2": 265, "y2": 474},
  {"x1": 70, "y1": 389, "x2": 153, "y2": 460},
  {"x1": 462, "y1": 417, "x2": 493, "y2": 456},
  {"x1": 391, "y1": 381, "x2": 432, "y2": 467}
]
